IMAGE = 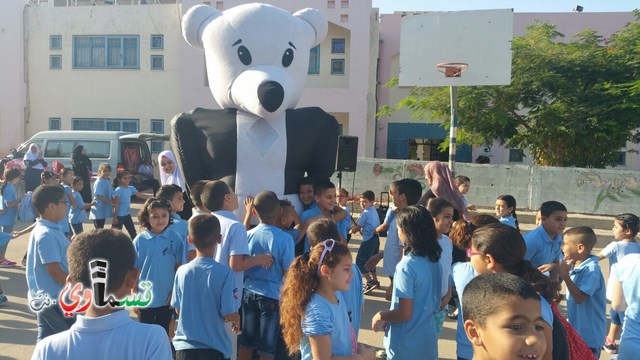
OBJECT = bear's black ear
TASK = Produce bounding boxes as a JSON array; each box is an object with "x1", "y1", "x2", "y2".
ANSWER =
[
  {"x1": 182, "y1": 4, "x2": 223, "y2": 50},
  {"x1": 293, "y1": 8, "x2": 328, "y2": 47}
]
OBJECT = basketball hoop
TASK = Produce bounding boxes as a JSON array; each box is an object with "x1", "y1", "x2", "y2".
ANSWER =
[{"x1": 436, "y1": 62, "x2": 469, "y2": 78}]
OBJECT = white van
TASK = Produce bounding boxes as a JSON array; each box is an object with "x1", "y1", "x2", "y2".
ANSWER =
[{"x1": 5, "y1": 130, "x2": 168, "y2": 179}]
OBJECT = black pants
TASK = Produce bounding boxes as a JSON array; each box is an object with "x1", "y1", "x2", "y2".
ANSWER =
[
  {"x1": 115, "y1": 214, "x2": 137, "y2": 238},
  {"x1": 139, "y1": 305, "x2": 173, "y2": 335},
  {"x1": 93, "y1": 219, "x2": 106, "y2": 229},
  {"x1": 176, "y1": 349, "x2": 228, "y2": 360}
]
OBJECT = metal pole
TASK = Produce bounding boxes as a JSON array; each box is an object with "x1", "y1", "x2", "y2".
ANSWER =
[{"x1": 448, "y1": 85, "x2": 458, "y2": 173}]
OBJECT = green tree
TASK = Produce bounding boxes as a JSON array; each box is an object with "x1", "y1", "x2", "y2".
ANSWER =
[{"x1": 379, "y1": 14, "x2": 640, "y2": 167}]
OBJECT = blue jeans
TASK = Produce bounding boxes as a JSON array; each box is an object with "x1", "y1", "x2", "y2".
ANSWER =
[
  {"x1": 238, "y1": 291, "x2": 280, "y2": 358},
  {"x1": 0, "y1": 225, "x2": 14, "y2": 255},
  {"x1": 610, "y1": 307, "x2": 626, "y2": 325},
  {"x1": 36, "y1": 304, "x2": 75, "y2": 342},
  {"x1": 356, "y1": 235, "x2": 380, "y2": 274},
  {"x1": 71, "y1": 223, "x2": 84, "y2": 236}
]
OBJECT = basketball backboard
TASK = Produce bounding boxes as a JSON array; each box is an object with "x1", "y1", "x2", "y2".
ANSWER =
[{"x1": 399, "y1": 9, "x2": 513, "y2": 87}]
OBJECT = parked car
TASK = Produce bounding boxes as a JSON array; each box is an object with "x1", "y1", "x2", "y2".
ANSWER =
[{"x1": 1, "y1": 131, "x2": 168, "y2": 192}]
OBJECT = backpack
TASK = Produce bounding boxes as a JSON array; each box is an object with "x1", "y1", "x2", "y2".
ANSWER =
[{"x1": 18, "y1": 191, "x2": 36, "y2": 222}]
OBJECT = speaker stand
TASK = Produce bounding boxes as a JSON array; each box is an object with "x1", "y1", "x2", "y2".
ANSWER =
[{"x1": 336, "y1": 170, "x2": 343, "y2": 192}]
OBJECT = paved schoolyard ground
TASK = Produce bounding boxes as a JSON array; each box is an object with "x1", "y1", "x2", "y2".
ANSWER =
[{"x1": 0, "y1": 202, "x2": 618, "y2": 359}]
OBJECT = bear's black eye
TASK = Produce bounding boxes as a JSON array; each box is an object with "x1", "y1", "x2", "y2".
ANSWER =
[
  {"x1": 282, "y1": 48, "x2": 294, "y2": 68},
  {"x1": 237, "y1": 45, "x2": 252, "y2": 66}
]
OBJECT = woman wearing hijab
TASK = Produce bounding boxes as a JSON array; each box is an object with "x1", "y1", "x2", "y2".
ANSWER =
[
  {"x1": 418, "y1": 161, "x2": 470, "y2": 221},
  {"x1": 158, "y1": 150, "x2": 192, "y2": 220},
  {"x1": 23, "y1": 144, "x2": 47, "y2": 192},
  {"x1": 71, "y1": 145, "x2": 93, "y2": 203}
]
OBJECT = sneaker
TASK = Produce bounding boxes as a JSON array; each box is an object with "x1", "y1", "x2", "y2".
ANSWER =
[
  {"x1": 363, "y1": 280, "x2": 380, "y2": 295},
  {"x1": 375, "y1": 349, "x2": 387, "y2": 360},
  {"x1": 446, "y1": 307, "x2": 459, "y2": 320},
  {"x1": 0, "y1": 293, "x2": 7, "y2": 306},
  {"x1": 0, "y1": 259, "x2": 17, "y2": 268},
  {"x1": 603, "y1": 338, "x2": 618, "y2": 354}
]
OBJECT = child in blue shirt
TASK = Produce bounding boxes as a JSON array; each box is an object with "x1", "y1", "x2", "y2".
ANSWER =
[
  {"x1": 133, "y1": 197, "x2": 184, "y2": 340},
  {"x1": 239, "y1": 191, "x2": 295, "y2": 360},
  {"x1": 172, "y1": 214, "x2": 239, "y2": 360},
  {"x1": 69, "y1": 176, "x2": 93, "y2": 236},
  {"x1": 26, "y1": 185, "x2": 76, "y2": 341},
  {"x1": 598, "y1": 213, "x2": 640, "y2": 354},
  {"x1": 89, "y1": 163, "x2": 113, "y2": 229},
  {"x1": 299, "y1": 180, "x2": 348, "y2": 255},
  {"x1": 0, "y1": 168, "x2": 21, "y2": 267},
  {"x1": 112, "y1": 171, "x2": 150, "y2": 239},
  {"x1": 158, "y1": 184, "x2": 194, "y2": 263},
  {"x1": 32, "y1": 229, "x2": 172, "y2": 359},
  {"x1": 337, "y1": 188, "x2": 352, "y2": 242},
  {"x1": 524, "y1": 200, "x2": 568, "y2": 281},
  {"x1": 559, "y1": 226, "x2": 606, "y2": 357},
  {"x1": 280, "y1": 240, "x2": 375, "y2": 360},
  {"x1": 351, "y1": 190, "x2": 381, "y2": 294},
  {"x1": 372, "y1": 206, "x2": 441, "y2": 360},
  {"x1": 611, "y1": 253, "x2": 640, "y2": 359},
  {"x1": 495, "y1": 194, "x2": 520, "y2": 230},
  {"x1": 277, "y1": 200, "x2": 303, "y2": 247}
]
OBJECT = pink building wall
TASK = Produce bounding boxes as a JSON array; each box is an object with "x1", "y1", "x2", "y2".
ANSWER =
[{"x1": 376, "y1": 11, "x2": 637, "y2": 166}]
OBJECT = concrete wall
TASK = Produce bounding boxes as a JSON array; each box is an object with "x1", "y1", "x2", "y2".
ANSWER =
[
  {"x1": 0, "y1": 1, "x2": 28, "y2": 155},
  {"x1": 331, "y1": 158, "x2": 640, "y2": 216}
]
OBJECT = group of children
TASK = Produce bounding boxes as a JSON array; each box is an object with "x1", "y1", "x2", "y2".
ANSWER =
[{"x1": 1, "y1": 162, "x2": 637, "y2": 360}]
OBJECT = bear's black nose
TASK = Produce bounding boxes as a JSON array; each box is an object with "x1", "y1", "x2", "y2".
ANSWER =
[{"x1": 257, "y1": 81, "x2": 284, "y2": 113}]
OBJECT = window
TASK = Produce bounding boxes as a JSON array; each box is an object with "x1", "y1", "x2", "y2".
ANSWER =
[
  {"x1": 327, "y1": 0, "x2": 335, "y2": 8},
  {"x1": 150, "y1": 35, "x2": 164, "y2": 49},
  {"x1": 331, "y1": 59, "x2": 345, "y2": 75},
  {"x1": 151, "y1": 55, "x2": 164, "y2": 70},
  {"x1": 44, "y1": 140, "x2": 110, "y2": 159},
  {"x1": 509, "y1": 149, "x2": 524, "y2": 162},
  {"x1": 340, "y1": 14, "x2": 348, "y2": 22},
  {"x1": 150, "y1": 119, "x2": 165, "y2": 153},
  {"x1": 308, "y1": 45, "x2": 320, "y2": 75},
  {"x1": 215, "y1": 1, "x2": 223, "y2": 9},
  {"x1": 49, "y1": 117, "x2": 61, "y2": 130},
  {"x1": 50, "y1": 55, "x2": 62, "y2": 69},
  {"x1": 73, "y1": 35, "x2": 139, "y2": 69},
  {"x1": 331, "y1": 39, "x2": 345, "y2": 54},
  {"x1": 617, "y1": 151, "x2": 626, "y2": 166},
  {"x1": 72, "y1": 118, "x2": 139, "y2": 132},
  {"x1": 341, "y1": 0, "x2": 349, "y2": 8},
  {"x1": 50, "y1": 35, "x2": 62, "y2": 49}
]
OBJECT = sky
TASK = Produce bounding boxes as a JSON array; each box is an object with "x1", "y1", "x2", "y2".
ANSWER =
[{"x1": 371, "y1": 0, "x2": 637, "y2": 14}]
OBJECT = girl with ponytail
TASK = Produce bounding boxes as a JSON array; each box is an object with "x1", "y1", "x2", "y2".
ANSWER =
[{"x1": 280, "y1": 240, "x2": 374, "y2": 360}]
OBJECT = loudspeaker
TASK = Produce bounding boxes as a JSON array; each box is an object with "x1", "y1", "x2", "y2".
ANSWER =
[{"x1": 336, "y1": 136, "x2": 358, "y2": 172}]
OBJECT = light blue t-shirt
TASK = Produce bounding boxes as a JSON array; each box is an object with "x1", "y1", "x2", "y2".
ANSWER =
[
  {"x1": 300, "y1": 292, "x2": 352, "y2": 360},
  {"x1": 384, "y1": 253, "x2": 441, "y2": 360},
  {"x1": 451, "y1": 262, "x2": 477, "y2": 359},
  {"x1": 69, "y1": 191, "x2": 88, "y2": 224},
  {"x1": 0, "y1": 182, "x2": 18, "y2": 226},
  {"x1": 133, "y1": 229, "x2": 184, "y2": 309},
  {"x1": 383, "y1": 219, "x2": 403, "y2": 277},
  {"x1": 172, "y1": 257, "x2": 236, "y2": 356},
  {"x1": 601, "y1": 241, "x2": 640, "y2": 269},
  {"x1": 90, "y1": 177, "x2": 113, "y2": 220},
  {"x1": 339, "y1": 263, "x2": 364, "y2": 340},
  {"x1": 114, "y1": 186, "x2": 138, "y2": 217},
  {"x1": 384, "y1": 207, "x2": 396, "y2": 225},
  {"x1": 337, "y1": 206, "x2": 351, "y2": 240},
  {"x1": 566, "y1": 255, "x2": 606, "y2": 349},
  {"x1": 244, "y1": 224, "x2": 295, "y2": 300},
  {"x1": 213, "y1": 210, "x2": 250, "y2": 310},
  {"x1": 55, "y1": 185, "x2": 72, "y2": 234},
  {"x1": 499, "y1": 215, "x2": 517, "y2": 228},
  {"x1": 524, "y1": 225, "x2": 563, "y2": 268},
  {"x1": 170, "y1": 213, "x2": 194, "y2": 264},
  {"x1": 615, "y1": 253, "x2": 640, "y2": 359},
  {"x1": 358, "y1": 206, "x2": 381, "y2": 242},
  {"x1": 26, "y1": 219, "x2": 69, "y2": 301}
]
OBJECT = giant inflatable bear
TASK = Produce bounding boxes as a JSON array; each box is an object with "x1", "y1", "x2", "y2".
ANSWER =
[{"x1": 172, "y1": 3, "x2": 339, "y2": 217}]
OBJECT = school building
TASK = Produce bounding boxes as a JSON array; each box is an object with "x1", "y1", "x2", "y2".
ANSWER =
[{"x1": 1, "y1": 1, "x2": 638, "y2": 169}]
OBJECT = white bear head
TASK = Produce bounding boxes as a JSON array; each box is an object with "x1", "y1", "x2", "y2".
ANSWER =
[{"x1": 182, "y1": 3, "x2": 328, "y2": 120}]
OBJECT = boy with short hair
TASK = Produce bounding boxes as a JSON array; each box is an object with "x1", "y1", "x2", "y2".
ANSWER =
[
  {"x1": 27, "y1": 185, "x2": 76, "y2": 341},
  {"x1": 172, "y1": 215, "x2": 239, "y2": 360},
  {"x1": 32, "y1": 229, "x2": 172, "y2": 359},
  {"x1": 351, "y1": 190, "x2": 381, "y2": 294},
  {"x1": 454, "y1": 175, "x2": 476, "y2": 211},
  {"x1": 276, "y1": 200, "x2": 303, "y2": 246},
  {"x1": 559, "y1": 226, "x2": 606, "y2": 357},
  {"x1": 158, "y1": 184, "x2": 195, "y2": 262},
  {"x1": 188, "y1": 180, "x2": 210, "y2": 219},
  {"x1": 238, "y1": 191, "x2": 294, "y2": 360},
  {"x1": 462, "y1": 273, "x2": 546, "y2": 360},
  {"x1": 297, "y1": 176, "x2": 316, "y2": 213},
  {"x1": 299, "y1": 180, "x2": 348, "y2": 254},
  {"x1": 524, "y1": 200, "x2": 568, "y2": 280},
  {"x1": 307, "y1": 218, "x2": 364, "y2": 341},
  {"x1": 337, "y1": 188, "x2": 352, "y2": 242},
  {"x1": 201, "y1": 181, "x2": 273, "y2": 359}
]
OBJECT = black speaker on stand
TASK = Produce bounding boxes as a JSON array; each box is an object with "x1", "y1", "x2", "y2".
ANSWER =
[{"x1": 336, "y1": 136, "x2": 358, "y2": 190}]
